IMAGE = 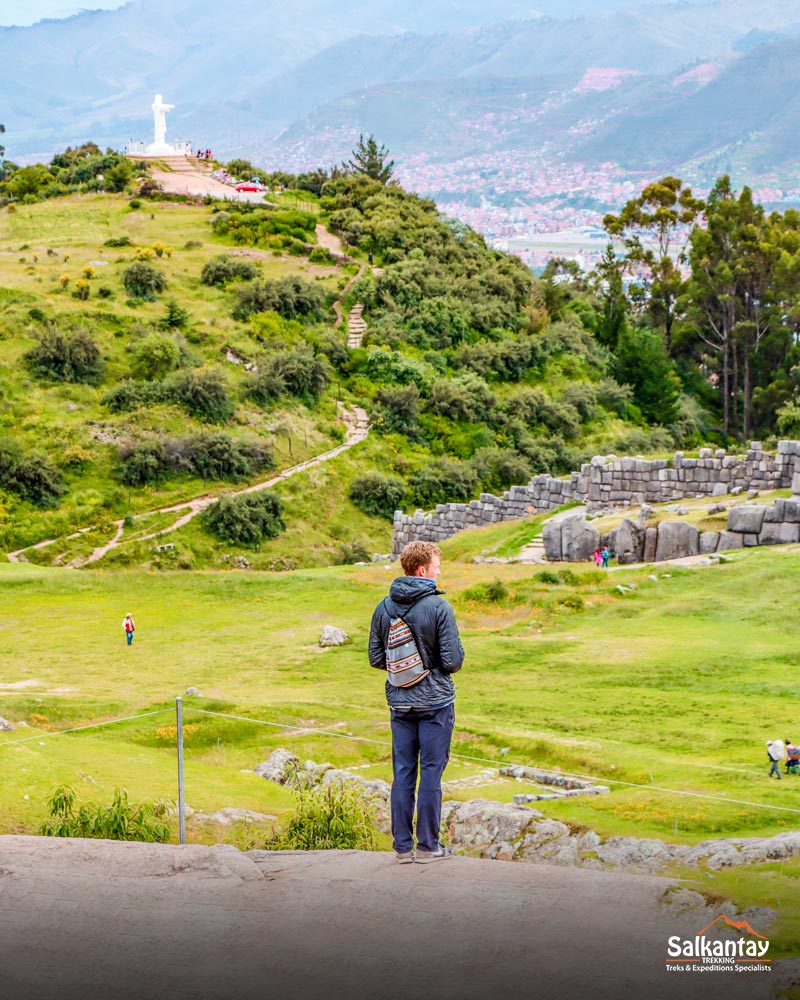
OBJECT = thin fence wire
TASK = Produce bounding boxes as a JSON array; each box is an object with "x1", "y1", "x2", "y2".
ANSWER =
[
  {"x1": 188, "y1": 708, "x2": 800, "y2": 818},
  {"x1": 0, "y1": 709, "x2": 175, "y2": 748},
  {"x1": 2, "y1": 704, "x2": 799, "y2": 818}
]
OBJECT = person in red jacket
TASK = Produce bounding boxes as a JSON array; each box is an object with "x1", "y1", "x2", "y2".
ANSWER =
[{"x1": 122, "y1": 613, "x2": 135, "y2": 646}]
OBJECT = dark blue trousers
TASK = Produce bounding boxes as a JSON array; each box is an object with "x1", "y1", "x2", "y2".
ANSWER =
[{"x1": 390, "y1": 702, "x2": 455, "y2": 853}]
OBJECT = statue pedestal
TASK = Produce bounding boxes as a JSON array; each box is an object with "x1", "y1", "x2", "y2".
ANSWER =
[{"x1": 146, "y1": 141, "x2": 179, "y2": 156}]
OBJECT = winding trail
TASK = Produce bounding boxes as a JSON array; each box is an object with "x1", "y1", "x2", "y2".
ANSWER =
[
  {"x1": 332, "y1": 263, "x2": 366, "y2": 331},
  {"x1": 8, "y1": 405, "x2": 369, "y2": 569}
]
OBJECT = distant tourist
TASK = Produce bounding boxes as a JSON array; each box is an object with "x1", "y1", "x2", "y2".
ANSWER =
[
  {"x1": 601, "y1": 545, "x2": 610, "y2": 569},
  {"x1": 785, "y1": 739, "x2": 800, "y2": 774},
  {"x1": 369, "y1": 540, "x2": 464, "y2": 864},
  {"x1": 122, "y1": 613, "x2": 135, "y2": 646},
  {"x1": 594, "y1": 547, "x2": 602, "y2": 567},
  {"x1": 767, "y1": 739, "x2": 784, "y2": 779},
  {"x1": 368, "y1": 252, "x2": 374, "y2": 265}
]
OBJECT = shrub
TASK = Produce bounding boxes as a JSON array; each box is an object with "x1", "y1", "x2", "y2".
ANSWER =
[
  {"x1": 183, "y1": 432, "x2": 274, "y2": 481},
  {"x1": 375, "y1": 384, "x2": 420, "y2": 436},
  {"x1": 410, "y1": 458, "x2": 477, "y2": 507},
  {"x1": 246, "y1": 367, "x2": 287, "y2": 406},
  {"x1": 349, "y1": 472, "x2": 406, "y2": 520},
  {"x1": 131, "y1": 333, "x2": 181, "y2": 380},
  {"x1": 25, "y1": 326, "x2": 103, "y2": 384},
  {"x1": 0, "y1": 439, "x2": 65, "y2": 508},
  {"x1": 122, "y1": 260, "x2": 167, "y2": 300},
  {"x1": 232, "y1": 275, "x2": 326, "y2": 321},
  {"x1": 115, "y1": 432, "x2": 273, "y2": 485},
  {"x1": 200, "y1": 491, "x2": 285, "y2": 548},
  {"x1": 470, "y1": 447, "x2": 531, "y2": 493},
  {"x1": 40, "y1": 785, "x2": 171, "y2": 843},
  {"x1": 308, "y1": 246, "x2": 334, "y2": 265},
  {"x1": 428, "y1": 375, "x2": 495, "y2": 421},
  {"x1": 255, "y1": 347, "x2": 330, "y2": 404},
  {"x1": 165, "y1": 368, "x2": 234, "y2": 424},
  {"x1": 103, "y1": 380, "x2": 165, "y2": 412},
  {"x1": 263, "y1": 783, "x2": 377, "y2": 851},
  {"x1": 117, "y1": 438, "x2": 170, "y2": 486},
  {"x1": 104, "y1": 236, "x2": 132, "y2": 247},
  {"x1": 336, "y1": 539, "x2": 372, "y2": 564},
  {"x1": 200, "y1": 254, "x2": 258, "y2": 286}
]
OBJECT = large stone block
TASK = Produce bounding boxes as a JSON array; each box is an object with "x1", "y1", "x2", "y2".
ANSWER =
[
  {"x1": 612, "y1": 518, "x2": 647, "y2": 564},
  {"x1": 699, "y1": 531, "x2": 720, "y2": 554},
  {"x1": 727, "y1": 505, "x2": 766, "y2": 534},
  {"x1": 560, "y1": 514, "x2": 600, "y2": 563},
  {"x1": 717, "y1": 531, "x2": 744, "y2": 551},
  {"x1": 643, "y1": 527, "x2": 658, "y2": 563},
  {"x1": 758, "y1": 522, "x2": 800, "y2": 546},
  {"x1": 654, "y1": 521, "x2": 699, "y2": 561},
  {"x1": 542, "y1": 521, "x2": 562, "y2": 561}
]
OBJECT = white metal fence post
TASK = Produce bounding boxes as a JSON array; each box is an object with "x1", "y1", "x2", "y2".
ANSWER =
[{"x1": 176, "y1": 696, "x2": 186, "y2": 844}]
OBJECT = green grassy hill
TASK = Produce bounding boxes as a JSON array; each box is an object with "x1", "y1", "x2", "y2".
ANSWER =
[
  {"x1": 0, "y1": 170, "x2": 676, "y2": 570},
  {"x1": 2, "y1": 544, "x2": 800, "y2": 952}
]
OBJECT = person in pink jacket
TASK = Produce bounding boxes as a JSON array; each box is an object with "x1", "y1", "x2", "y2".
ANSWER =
[{"x1": 122, "y1": 613, "x2": 135, "y2": 646}]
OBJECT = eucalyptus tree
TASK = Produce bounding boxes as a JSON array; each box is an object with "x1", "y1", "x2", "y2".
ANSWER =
[{"x1": 603, "y1": 176, "x2": 703, "y2": 349}]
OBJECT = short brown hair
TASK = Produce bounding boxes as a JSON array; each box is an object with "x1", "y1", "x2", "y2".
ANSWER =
[{"x1": 400, "y1": 540, "x2": 440, "y2": 576}]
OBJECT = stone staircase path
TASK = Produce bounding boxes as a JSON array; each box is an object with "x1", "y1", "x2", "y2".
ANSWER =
[{"x1": 346, "y1": 303, "x2": 367, "y2": 348}]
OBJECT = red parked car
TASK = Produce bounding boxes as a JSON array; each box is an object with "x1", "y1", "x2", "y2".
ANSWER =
[{"x1": 235, "y1": 178, "x2": 266, "y2": 192}]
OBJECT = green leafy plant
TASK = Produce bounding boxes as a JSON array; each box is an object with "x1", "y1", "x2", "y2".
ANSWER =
[
  {"x1": 39, "y1": 784, "x2": 171, "y2": 843},
  {"x1": 264, "y1": 782, "x2": 378, "y2": 851}
]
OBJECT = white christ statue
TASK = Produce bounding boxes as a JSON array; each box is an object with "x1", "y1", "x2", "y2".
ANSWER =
[{"x1": 151, "y1": 93, "x2": 174, "y2": 147}]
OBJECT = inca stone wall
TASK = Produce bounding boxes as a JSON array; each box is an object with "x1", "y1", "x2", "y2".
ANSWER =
[{"x1": 391, "y1": 441, "x2": 800, "y2": 556}]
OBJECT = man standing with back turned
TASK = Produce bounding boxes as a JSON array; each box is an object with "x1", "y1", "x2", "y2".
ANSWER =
[{"x1": 369, "y1": 540, "x2": 464, "y2": 863}]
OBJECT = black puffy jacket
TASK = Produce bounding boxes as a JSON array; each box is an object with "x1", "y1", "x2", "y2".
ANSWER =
[{"x1": 369, "y1": 576, "x2": 464, "y2": 709}]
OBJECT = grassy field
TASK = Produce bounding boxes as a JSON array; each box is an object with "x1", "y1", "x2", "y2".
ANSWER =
[{"x1": 3, "y1": 539, "x2": 800, "y2": 947}]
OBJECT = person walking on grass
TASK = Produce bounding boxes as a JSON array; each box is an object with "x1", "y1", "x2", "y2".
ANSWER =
[
  {"x1": 601, "y1": 545, "x2": 610, "y2": 569},
  {"x1": 767, "y1": 739, "x2": 784, "y2": 779},
  {"x1": 122, "y1": 613, "x2": 135, "y2": 646},
  {"x1": 369, "y1": 540, "x2": 464, "y2": 864}
]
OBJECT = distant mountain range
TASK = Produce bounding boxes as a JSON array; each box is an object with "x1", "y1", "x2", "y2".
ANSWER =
[{"x1": 4, "y1": 0, "x2": 800, "y2": 186}]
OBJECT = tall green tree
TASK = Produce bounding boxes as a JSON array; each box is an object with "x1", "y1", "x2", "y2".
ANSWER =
[
  {"x1": 604, "y1": 176, "x2": 703, "y2": 348},
  {"x1": 682, "y1": 176, "x2": 740, "y2": 435},
  {"x1": 591, "y1": 245, "x2": 628, "y2": 348},
  {"x1": 347, "y1": 134, "x2": 395, "y2": 184},
  {"x1": 614, "y1": 326, "x2": 681, "y2": 426}
]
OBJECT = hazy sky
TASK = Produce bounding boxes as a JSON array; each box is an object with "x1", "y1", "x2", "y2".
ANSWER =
[{"x1": 0, "y1": 0, "x2": 125, "y2": 26}]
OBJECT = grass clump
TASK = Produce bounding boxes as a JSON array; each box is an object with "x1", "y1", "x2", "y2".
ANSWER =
[
  {"x1": 39, "y1": 784, "x2": 171, "y2": 843},
  {"x1": 463, "y1": 578, "x2": 509, "y2": 603},
  {"x1": 263, "y1": 782, "x2": 378, "y2": 851}
]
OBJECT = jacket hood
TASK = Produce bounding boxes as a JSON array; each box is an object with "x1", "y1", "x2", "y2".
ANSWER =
[{"x1": 388, "y1": 576, "x2": 441, "y2": 607}]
